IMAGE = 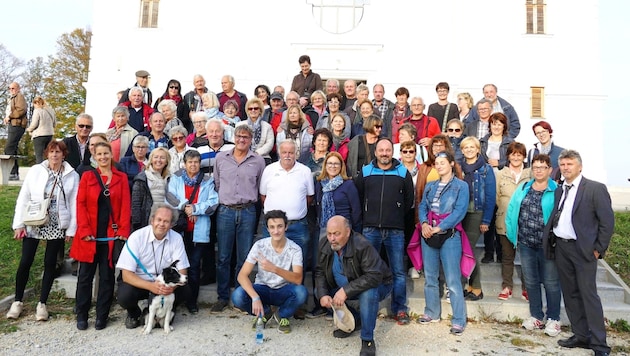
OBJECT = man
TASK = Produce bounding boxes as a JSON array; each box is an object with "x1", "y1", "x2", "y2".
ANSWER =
[
  {"x1": 194, "y1": 118, "x2": 234, "y2": 175},
  {"x1": 273, "y1": 85, "x2": 286, "y2": 98},
  {"x1": 354, "y1": 138, "x2": 414, "y2": 325},
  {"x1": 278, "y1": 91, "x2": 313, "y2": 129},
  {"x1": 116, "y1": 86, "x2": 154, "y2": 133},
  {"x1": 463, "y1": 98, "x2": 493, "y2": 140},
  {"x1": 372, "y1": 83, "x2": 394, "y2": 121},
  {"x1": 3, "y1": 82, "x2": 27, "y2": 180},
  {"x1": 217, "y1": 75, "x2": 247, "y2": 115},
  {"x1": 326, "y1": 78, "x2": 340, "y2": 95},
  {"x1": 544, "y1": 150, "x2": 613, "y2": 356},
  {"x1": 427, "y1": 82, "x2": 459, "y2": 132},
  {"x1": 259, "y1": 140, "x2": 314, "y2": 318},
  {"x1": 231, "y1": 210, "x2": 308, "y2": 334},
  {"x1": 63, "y1": 114, "x2": 94, "y2": 168},
  {"x1": 183, "y1": 74, "x2": 208, "y2": 120},
  {"x1": 342, "y1": 79, "x2": 357, "y2": 110},
  {"x1": 119, "y1": 70, "x2": 153, "y2": 106},
  {"x1": 467, "y1": 84, "x2": 520, "y2": 138},
  {"x1": 125, "y1": 112, "x2": 170, "y2": 156},
  {"x1": 290, "y1": 54, "x2": 323, "y2": 108},
  {"x1": 344, "y1": 84, "x2": 369, "y2": 127},
  {"x1": 315, "y1": 216, "x2": 392, "y2": 356},
  {"x1": 265, "y1": 91, "x2": 285, "y2": 133},
  {"x1": 213, "y1": 125, "x2": 266, "y2": 313},
  {"x1": 116, "y1": 204, "x2": 191, "y2": 329},
  {"x1": 402, "y1": 97, "x2": 441, "y2": 147}
]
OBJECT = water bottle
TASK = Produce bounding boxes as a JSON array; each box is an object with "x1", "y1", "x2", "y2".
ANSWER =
[{"x1": 255, "y1": 315, "x2": 264, "y2": 345}]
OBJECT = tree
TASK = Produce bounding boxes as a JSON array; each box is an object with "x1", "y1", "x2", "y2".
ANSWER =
[
  {"x1": 0, "y1": 44, "x2": 24, "y2": 135},
  {"x1": 43, "y1": 28, "x2": 91, "y2": 137},
  {"x1": 20, "y1": 56, "x2": 48, "y2": 120}
]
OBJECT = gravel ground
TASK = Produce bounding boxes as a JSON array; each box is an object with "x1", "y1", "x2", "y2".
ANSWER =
[{"x1": 1, "y1": 304, "x2": 629, "y2": 355}]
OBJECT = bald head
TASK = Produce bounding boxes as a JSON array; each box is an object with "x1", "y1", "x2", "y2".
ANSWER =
[{"x1": 326, "y1": 216, "x2": 351, "y2": 251}]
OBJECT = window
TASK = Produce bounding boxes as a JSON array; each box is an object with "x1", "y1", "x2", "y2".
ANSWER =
[
  {"x1": 307, "y1": 0, "x2": 369, "y2": 34},
  {"x1": 139, "y1": 0, "x2": 159, "y2": 28},
  {"x1": 526, "y1": 0, "x2": 546, "y2": 34},
  {"x1": 530, "y1": 87, "x2": 545, "y2": 118}
]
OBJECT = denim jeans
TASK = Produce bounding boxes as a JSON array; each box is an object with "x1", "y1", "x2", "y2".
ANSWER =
[
  {"x1": 262, "y1": 217, "x2": 309, "y2": 283},
  {"x1": 518, "y1": 242, "x2": 561, "y2": 321},
  {"x1": 362, "y1": 227, "x2": 407, "y2": 314},
  {"x1": 216, "y1": 204, "x2": 257, "y2": 301},
  {"x1": 231, "y1": 283, "x2": 308, "y2": 319},
  {"x1": 421, "y1": 233, "x2": 467, "y2": 328}
]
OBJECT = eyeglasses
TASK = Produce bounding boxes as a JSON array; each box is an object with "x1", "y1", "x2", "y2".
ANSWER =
[
  {"x1": 171, "y1": 136, "x2": 185, "y2": 142},
  {"x1": 77, "y1": 124, "x2": 93, "y2": 129},
  {"x1": 248, "y1": 107, "x2": 260, "y2": 111},
  {"x1": 432, "y1": 143, "x2": 445, "y2": 147},
  {"x1": 532, "y1": 166, "x2": 550, "y2": 171},
  {"x1": 478, "y1": 108, "x2": 490, "y2": 111},
  {"x1": 447, "y1": 128, "x2": 461, "y2": 132},
  {"x1": 235, "y1": 135, "x2": 252, "y2": 141},
  {"x1": 326, "y1": 162, "x2": 341, "y2": 167},
  {"x1": 534, "y1": 130, "x2": 548, "y2": 136},
  {"x1": 374, "y1": 125, "x2": 383, "y2": 129},
  {"x1": 401, "y1": 150, "x2": 416, "y2": 154},
  {"x1": 169, "y1": 86, "x2": 180, "y2": 90},
  {"x1": 8, "y1": 87, "x2": 17, "y2": 90},
  {"x1": 193, "y1": 120, "x2": 206, "y2": 125},
  {"x1": 134, "y1": 146, "x2": 148, "y2": 149}
]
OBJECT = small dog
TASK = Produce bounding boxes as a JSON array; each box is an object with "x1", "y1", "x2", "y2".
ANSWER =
[{"x1": 144, "y1": 260, "x2": 187, "y2": 335}]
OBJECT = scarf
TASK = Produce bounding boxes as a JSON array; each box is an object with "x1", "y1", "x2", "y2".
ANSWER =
[
  {"x1": 247, "y1": 117, "x2": 262, "y2": 148},
  {"x1": 461, "y1": 156, "x2": 485, "y2": 201},
  {"x1": 161, "y1": 94, "x2": 182, "y2": 105},
  {"x1": 106, "y1": 126, "x2": 123, "y2": 142},
  {"x1": 320, "y1": 175, "x2": 344, "y2": 228},
  {"x1": 286, "y1": 122, "x2": 301, "y2": 141},
  {"x1": 146, "y1": 166, "x2": 167, "y2": 205},
  {"x1": 183, "y1": 172, "x2": 201, "y2": 187}
]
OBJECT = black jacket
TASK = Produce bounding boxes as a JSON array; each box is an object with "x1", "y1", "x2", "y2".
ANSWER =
[
  {"x1": 315, "y1": 231, "x2": 392, "y2": 300},
  {"x1": 63, "y1": 135, "x2": 91, "y2": 169},
  {"x1": 131, "y1": 171, "x2": 152, "y2": 231}
]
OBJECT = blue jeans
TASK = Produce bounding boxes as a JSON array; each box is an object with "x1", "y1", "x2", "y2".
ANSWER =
[
  {"x1": 216, "y1": 204, "x2": 257, "y2": 301},
  {"x1": 518, "y1": 242, "x2": 561, "y2": 321},
  {"x1": 262, "y1": 217, "x2": 309, "y2": 283},
  {"x1": 231, "y1": 284, "x2": 308, "y2": 319},
  {"x1": 421, "y1": 233, "x2": 467, "y2": 328},
  {"x1": 362, "y1": 227, "x2": 407, "y2": 314}
]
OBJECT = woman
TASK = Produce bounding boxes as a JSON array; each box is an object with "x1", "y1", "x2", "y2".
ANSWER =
[
  {"x1": 254, "y1": 84, "x2": 271, "y2": 109},
  {"x1": 166, "y1": 150, "x2": 219, "y2": 313},
  {"x1": 417, "y1": 151, "x2": 469, "y2": 335},
  {"x1": 7, "y1": 141, "x2": 79, "y2": 321},
  {"x1": 329, "y1": 113, "x2": 350, "y2": 161},
  {"x1": 457, "y1": 93, "x2": 474, "y2": 124},
  {"x1": 119, "y1": 135, "x2": 149, "y2": 189},
  {"x1": 345, "y1": 114, "x2": 383, "y2": 178},
  {"x1": 106, "y1": 106, "x2": 138, "y2": 163},
  {"x1": 77, "y1": 133, "x2": 109, "y2": 176},
  {"x1": 446, "y1": 119, "x2": 466, "y2": 165},
  {"x1": 304, "y1": 128, "x2": 333, "y2": 178},
  {"x1": 222, "y1": 99, "x2": 242, "y2": 135},
  {"x1": 153, "y1": 79, "x2": 190, "y2": 132},
  {"x1": 399, "y1": 140, "x2": 422, "y2": 187},
  {"x1": 158, "y1": 99, "x2": 184, "y2": 136},
  {"x1": 495, "y1": 142, "x2": 531, "y2": 301},
  {"x1": 276, "y1": 104, "x2": 313, "y2": 163},
  {"x1": 527, "y1": 121, "x2": 565, "y2": 181},
  {"x1": 131, "y1": 147, "x2": 170, "y2": 231},
  {"x1": 480, "y1": 113, "x2": 514, "y2": 170},
  {"x1": 350, "y1": 99, "x2": 375, "y2": 138},
  {"x1": 309, "y1": 90, "x2": 327, "y2": 122},
  {"x1": 70, "y1": 141, "x2": 130, "y2": 330},
  {"x1": 237, "y1": 97, "x2": 274, "y2": 164},
  {"x1": 391, "y1": 87, "x2": 412, "y2": 142},
  {"x1": 26, "y1": 96, "x2": 56, "y2": 163},
  {"x1": 505, "y1": 154, "x2": 561, "y2": 336},
  {"x1": 416, "y1": 134, "x2": 463, "y2": 208},
  {"x1": 459, "y1": 137, "x2": 496, "y2": 301},
  {"x1": 168, "y1": 125, "x2": 190, "y2": 175},
  {"x1": 316, "y1": 93, "x2": 351, "y2": 139},
  {"x1": 393, "y1": 123, "x2": 427, "y2": 164},
  {"x1": 187, "y1": 111, "x2": 208, "y2": 146}
]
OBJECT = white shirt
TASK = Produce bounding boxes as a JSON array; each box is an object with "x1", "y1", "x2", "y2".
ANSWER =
[
  {"x1": 116, "y1": 226, "x2": 190, "y2": 281},
  {"x1": 246, "y1": 237, "x2": 303, "y2": 289},
  {"x1": 553, "y1": 174, "x2": 582, "y2": 240},
  {"x1": 259, "y1": 161, "x2": 314, "y2": 220}
]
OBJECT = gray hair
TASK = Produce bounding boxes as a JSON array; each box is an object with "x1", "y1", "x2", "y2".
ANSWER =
[
  {"x1": 157, "y1": 99, "x2": 177, "y2": 113},
  {"x1": 112, "y1": 105, "x2": 130, "y2": 119},
  {"x1": 357, "y1": 83, "x2": 369, "y2": 94},
  {"x1": 476, "y1": 98, "x2": 493, "y2": 107},
  {"x1": 223, "y1": 75, "x2": 235, "y2": 85},
  {"x1": 150, "y1": 203, "x2": 178, "y2": 226},
  {"x1": 483, "y1": 84, "x2": 498, "y2": 92},
  {"x1": 75, "y1": 113, "x2": 93, "y2": 124},
  {"x1": 129, "y1": 86, "x2": 144, "y2": 97},
  {"x1": 278, "y1": 139, "x2": 297, "y2": 153},
  {"x1": 191, "y1": 111, "x2": 208, "y2": 122},
  {"x1": 206, "y1": 118, "x2": 225, "y2": 132},
  {"x1": 168, "y1": 125, "x2": 188, "y2": 139},
  {"x1": 326, "y1": 78, "x2": 339, "y2": 87},
  {"x1": 558, "y1": 149, "x2": 582, "y2": 165},
  {"x1": 132, "y1": 135, "x2": 149, "y2": 146},
  {"x1": 286, "y1": 91, "x2": 299, "y2": 101},
  {"x1": 234, "y1": 124, "x2": 253, "y2": 138}
]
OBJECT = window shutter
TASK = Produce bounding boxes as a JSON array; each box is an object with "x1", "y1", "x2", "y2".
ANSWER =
[
  {"x1": 531, "y1": 87, "x2": 544, "y2": 118},
  {"x1": 139, "y1": 0, "x2": 159, "y2": 28}
]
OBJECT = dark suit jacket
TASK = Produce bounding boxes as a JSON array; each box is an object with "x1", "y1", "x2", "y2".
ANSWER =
[
  {"x1": 63, "y1": 135, "x2": 90, "y2": 169},
  {"x1": 543, "y1": 177, "x2": 614, "y2": 260}
]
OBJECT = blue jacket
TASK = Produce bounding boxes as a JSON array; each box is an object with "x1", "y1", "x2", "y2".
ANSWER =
[
  {"x1": 165, "y1": 171, "x2": 219, "y2": 243},
  {"x1": 419, "y1": 177, "x2": 469, "y2": 231},
  {"x1": 315, "y1": 179, "x2": 362, "y2": 232},
  {"x1": 505, "y1": 178, "x2": 558, "y2": 248},
  {"x1": 480, "y1": 134, "x2": 514, "y2": 170},
  {"x1": 463, "y1": 162, "x2": 497, "y2": 225},
  {"x1": 466, "y1": 96, "x2": 520, "y2": 139}
]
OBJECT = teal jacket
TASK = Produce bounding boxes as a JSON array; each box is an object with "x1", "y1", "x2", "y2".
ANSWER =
[{"x1": 505, "y1": 178, "x2": 558, "y2": 248}]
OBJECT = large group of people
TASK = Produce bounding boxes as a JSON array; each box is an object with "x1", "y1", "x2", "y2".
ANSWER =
[{"x1": 4, "y1": 56, "x2": 614, "y2": 356}]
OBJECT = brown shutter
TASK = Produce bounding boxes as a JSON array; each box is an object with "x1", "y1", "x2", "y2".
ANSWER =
[{"x1": 531, "y1": 87, "x2": 544, "y2": 118}]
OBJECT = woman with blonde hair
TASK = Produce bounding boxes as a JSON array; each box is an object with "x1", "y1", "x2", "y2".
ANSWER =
[
  {"x1": 276, "y1": 104, "x2": 313, "y2": 162},
  {"x1": 457, "y1": 93, "x2": 474, "y2": 123},
  {"x1": 131, "y1": 147, "x2": 171, "y2": 231},
  {"x1": 27, "y1": 96, "x2": 57, "y2": 163}
]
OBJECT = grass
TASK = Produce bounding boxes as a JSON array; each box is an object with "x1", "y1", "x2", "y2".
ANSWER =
[{"x1": 607, "y1": 212, "x2": 630, "y2": 285}]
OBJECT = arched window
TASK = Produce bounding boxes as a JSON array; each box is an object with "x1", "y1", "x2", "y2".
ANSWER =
[{"x1": 307, "y1": 0, "x2": 369, "y2": 34}]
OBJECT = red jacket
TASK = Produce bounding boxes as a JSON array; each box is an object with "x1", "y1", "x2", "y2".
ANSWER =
[
  {"x1": 108, "y1": 101, "x2": 154, "y2": 132},
  {"x1": 69, "y1": 167, "x2": 131, "y2": 264},
  {"x1": 401, "y1": 114, "x2": 440, "y2": 144}
]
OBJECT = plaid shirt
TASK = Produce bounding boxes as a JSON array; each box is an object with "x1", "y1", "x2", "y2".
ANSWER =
[
  {"x1": 476, "y1": 120, "x2": 489, "y2": 139},
  {"x1": 373, "y1": 99, "x2": 389, "y2": 119}
]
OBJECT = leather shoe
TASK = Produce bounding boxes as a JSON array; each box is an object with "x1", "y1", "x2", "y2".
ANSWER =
[
  {"x1": 594, "y1": 352, "x2": 609, "y2": 356},
  {"x1": 95, "y1": 318, "x2": 107, "y2": 330},
  {"x1": 77, "y1": 319, "x2": 88, "y2": 330},
  {"x1": 557, "y1": 335, "x2": 590, "y2": 349}
]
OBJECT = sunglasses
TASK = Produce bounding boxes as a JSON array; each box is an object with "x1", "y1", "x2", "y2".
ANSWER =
[
  {"x1": 248, "y1": 107, "x2": 260, "y2": 111},
  {"x1": 77, "y1": 124, "x2": 92, "y2": 129},
  {"x1": 447, "y1": 128, "x2": 462, "y2": 132},
  {"x1": 169, "y1": 86, "x2": 180, "y2": 90},
  {"x1": 401, "y1": 150, "x2": 415, "y2": 154},
  {"x1": 374, "y1": 125, "x2": 383, "y2": 129},
  {"x1": 171, "y1": 136, "x2": 185, "y2": 142}
]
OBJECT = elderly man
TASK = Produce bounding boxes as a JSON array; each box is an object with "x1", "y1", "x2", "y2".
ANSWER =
[
  {"x1": 344, "y1": 83, "x2": 370, "y2": 127},
  {"x1": 427, "y1": 82, "x2": 460, "y2": 132},
  {"x1": 116, "y1": 204, "x2": 191, "y2": 329},
  {"x1": 119, "y1": 70, "x2": 153, "y2": 106},
  {"x1": 316, "y1": 216, "x2": 392, "y2": 356},
  {"x1": 463, "y1": 98, "x2": 493, "y2": 140},
  {"x1": 264, "y1": 91, "x2": 285, "y2": 133},
  {"x1": 116, "y1": 86, "x2": 154, "y2": 133},
  {"x1": 217, "y1": 75, "x2": 247, "y2": 116},
  {"x1": 212, "y1": 125, "x2": 266, "y2": 313},
  {"x1": 467, "y1": 84, "x2": 520, "y2": 139},
  {"x1": 342, "y1": 79, "x2": 358, "y2": 110},
  {"x1": 3, "y1": 82, "x2": 27, "y2": 180},
  {"x1": 125, "y1": 112, "x2": 170, "y2": 157},
  {"x1": 402, "y1": 97, "x2": 441, "y2": 147},
  {"x1": 184, "y1": 74, "x2": 208, "y2": 120},
  {"x1": 194, "y1": 118, "x2": 234, "y2": 175},
  {"x1": 354, "y1": 138, "x2": 414, "y2": 326},
  {"x1": 290, "y1": 54, "x2": 323, "y2": 107},
  {"x1": 63, "y1": 114, "x2": 94, "y2": 168}
]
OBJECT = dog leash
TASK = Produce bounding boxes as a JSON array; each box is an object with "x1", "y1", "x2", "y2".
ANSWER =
[
  {"x1": 94, "y1": 237, "x2": 118, "y2": 242},
  {"x1": 125, "y1": 242, "x2": 155, "y2": 282}
]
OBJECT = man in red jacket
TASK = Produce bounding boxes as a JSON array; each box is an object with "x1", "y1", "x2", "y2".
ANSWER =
[{"x1": 403, "y1": 97, "x2": 440, "y2": 148}]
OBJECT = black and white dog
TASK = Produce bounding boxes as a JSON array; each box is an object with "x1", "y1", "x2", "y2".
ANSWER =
[{"x1": 144, "y1": 260, "x2": 187, "y2": 335}]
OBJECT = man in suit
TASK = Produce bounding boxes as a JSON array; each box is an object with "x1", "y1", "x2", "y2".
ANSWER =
[
  {"x1": 544, "y1": 149, "x2": 613, "y2": 356},
  {"x1": 63, "y1": 113, "x2": 94, "y2": 168}
]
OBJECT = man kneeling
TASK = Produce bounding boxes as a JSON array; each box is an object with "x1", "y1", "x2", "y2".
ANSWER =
[
  {"x1": 231, "y1": 210, "x2": 307, "y2": 334},
  {"x1": 315, "y1": 216, "x2": 393, "y2": 356}
]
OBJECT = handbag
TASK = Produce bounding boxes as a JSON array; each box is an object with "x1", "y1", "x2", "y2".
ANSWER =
[
  {"x1": 173, "y1": 173, "x2": 203, "y2": 233},
  {"x1": 23, "y1": 167, "x2": 61, "y2": 226}
]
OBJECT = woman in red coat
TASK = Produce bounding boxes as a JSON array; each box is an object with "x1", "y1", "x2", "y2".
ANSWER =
[{"x1": 70, "y1": 142, "x2": 130, "y2": 331}]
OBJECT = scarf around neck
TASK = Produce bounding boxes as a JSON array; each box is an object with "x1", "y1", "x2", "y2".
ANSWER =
[
  {"x1": 320, "y1": 175, "x2": 344, "y2": 228},
  {"x1": 461, "y1": 156, "x2": 485, "y2": 200}
]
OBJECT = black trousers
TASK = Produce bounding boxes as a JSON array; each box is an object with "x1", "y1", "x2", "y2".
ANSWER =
[
  {"x1": 75, "y1": 243, "x2": 115, "y2": 320},
  {"x1": 117, "y1": 280, "x2": 190, "y2": 318},
  {"x1": 5, "y1": 125, "x2": 25, "y2": 175},
  {"x1": 15, "y1": 237, "x2": 65, "y2": 303}
]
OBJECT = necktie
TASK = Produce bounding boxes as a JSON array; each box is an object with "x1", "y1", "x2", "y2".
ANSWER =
[{"x1": 553, "y1": 184, "x2": 573, "y2": 227}]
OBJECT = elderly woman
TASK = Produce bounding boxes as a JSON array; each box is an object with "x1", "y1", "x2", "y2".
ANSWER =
[
  {"x1": 457, "y1": 93, "x2": 474, "y2": 124},
  {"x1": 316, "y1": 93, "x2": 351, "y2": 137},
  {"x1": 131, "y1": 147, "x2": 170, "y2": 231},
  {"x1": 446, "y1": 119, "x2": 466, "y2": 164},
  {"x1": 346, "y1": 114, "x2": 383, "y2": 179},
  {"x1": 26, "y1": 96, "x2": 57, "y2": 163},
  {"x1": 119, "y1": 135, "x2": 149, "y2": 189},
  {"x1": 153, "y1": 79, "x2": 190, "y2": 132},
  {"x1": 70, "y1": 141, "x2": 130, "y2": 330},
  {"x1": 459, "y1": 137, "x2": 496, "y2": 301},
  {"x1": 393, "y1": 123, "x2": 427, "y2": 164},
  {"x1": 480, "y1": 113, "x2": 514, "y2": 170},
  {"x1": 350, "y1": 99, "x2": 376, "y2": 138},
  {"x1": 166, "y1": 150, "x2": 219, "y2": 313},
  {"x1": 7, "y1": 141, "x2": 79, "y2": 321},
  {"x1": 495, "y1": 142, "x2": 531, "y2": 301},
  {"x1": 527, "y1": 121, "x2": 565, "y2": 181},
  {"x1": 304, "y1": 128, "x2": 333, "y2": 178},
  {"x1": 276, "y1": 104, "x2": 313, "y2": 163},
  {"x1": 391, "y1": 87, "x2": 412, "y2": 142},
  {"x1": 505, "y1": 154, "x2": 561, "y2": 336},
  {"x1": 309, "y1": 90, "x2": 327, "y2": 121},
  {"x1": 237, "y1": 97, "x2": 273, "y2": 164},
  {"x1": 417, "y1": 151, "x2": 469, "y2": 335},
  {"x1": 255, "y1": 84, "x2": 271, "y2": 109},
  {"x1": 398, "y1": 140, "x2": 422, "y2": 187},
  {"x1": 158, "y1": 99, "x2": 184, "y2": 136},
  {"x1": 106, "y1": 106, "x2": 138, "y2": 163},
  {"x1": 187, "y1": 111, "x2": 208, "y2": 146},
  {"x1": 168, "y1": 125, "x2": 190, "y2": 174},
  {"x1": 222, "y1": 99, "x2": 242, "y2": 135}
]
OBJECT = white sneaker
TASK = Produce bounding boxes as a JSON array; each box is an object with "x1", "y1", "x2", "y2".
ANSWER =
[
  {"x1": 36, "y1": 302, "x2": 48, "y2": 321},
  {"x1": 521, "y1": 316, "x2": 544, "y2": 330},
  {"x1": 408, "y1": 267, "x2": 420, "y2": 279},
  {"x1": 544, "y1": 319, "x2": 561, "y2": 336},
  {"x1": 6, "y1": 301, "x2": 23, "y2": 319}
]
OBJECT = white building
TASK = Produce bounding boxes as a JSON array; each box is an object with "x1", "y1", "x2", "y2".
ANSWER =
[{"x1": 85, "y1": 0, "x2": 609, "y2": 182}]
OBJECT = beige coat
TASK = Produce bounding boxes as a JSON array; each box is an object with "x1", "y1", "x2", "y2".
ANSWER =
[
  {"x1": 495, "y1": 166, "x2": 532, "y2": 235},
  {"x1": 27, "y1": 107, "x2": 56, "y2": 138}
]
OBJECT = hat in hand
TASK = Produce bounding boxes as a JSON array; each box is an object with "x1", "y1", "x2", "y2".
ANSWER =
[{"x1": 332, "y1": 303, "x2": 355, "y2": 333}]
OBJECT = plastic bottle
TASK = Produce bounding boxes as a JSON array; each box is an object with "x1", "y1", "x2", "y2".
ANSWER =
[{"x1": 255, "y1": 315, "x2": 264, "y2": 345}]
